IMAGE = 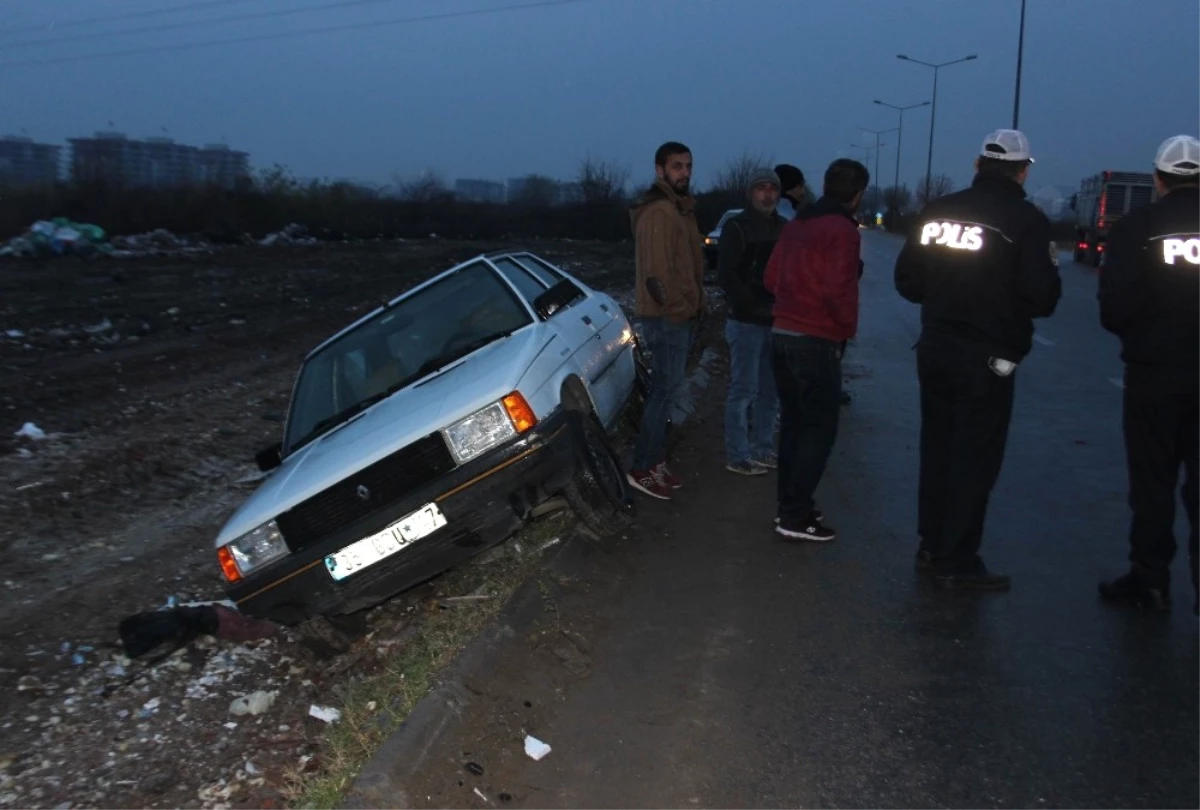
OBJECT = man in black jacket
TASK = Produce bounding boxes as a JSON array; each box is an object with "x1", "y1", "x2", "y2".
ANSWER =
[
  {"x1": 718, "y1": 168, "x2": 787, "y2": 475},
  {"x1": 894, "y1": 129, "x2": 1062, "y2": 590},
  {"x1": 1098, "y1": 134, "x2": 1200, "y2": 614}
]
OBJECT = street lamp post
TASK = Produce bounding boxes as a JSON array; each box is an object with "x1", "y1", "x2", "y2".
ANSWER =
[
  {"x1": 1013, "y1": 0, "x2": 1027, "y2": 129},
  {"x1": 873, "y1": 99, "x2": 930, "y2": 203},
  {"x1": 861, "y1": 126, "x2": 899, "y2": 202},
  {"x1": 897, "y1": 53, "x2": 978, "y2": 206}
]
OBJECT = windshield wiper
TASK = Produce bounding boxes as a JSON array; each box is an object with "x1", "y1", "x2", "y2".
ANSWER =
[{"x1": 412, "y1": 329, "x2": 517, "y2": 382}]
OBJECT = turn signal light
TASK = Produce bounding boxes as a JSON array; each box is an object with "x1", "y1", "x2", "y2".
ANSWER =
[
  {"x1": 502, "y1": 392, "x2": 537, "y2": 434},
  {"x1": 217, "y1": 545, "x2": 242, "y2": 583}
]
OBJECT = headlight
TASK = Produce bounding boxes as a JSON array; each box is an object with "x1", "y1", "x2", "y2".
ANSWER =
[
  {"x1": 217, "y1": 520, "x2": 287, "y2": 582},
  {"x1": 442, "y1": 393, "x2": 537, "y2": 465},
  {"x1": 704, "y1": 236, "x2": 717, "y2": 246}
]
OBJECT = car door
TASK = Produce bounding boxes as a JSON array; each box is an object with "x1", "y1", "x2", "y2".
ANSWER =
[{"x1": 511, "y1": 255, "x2": 632, "y2": 428}]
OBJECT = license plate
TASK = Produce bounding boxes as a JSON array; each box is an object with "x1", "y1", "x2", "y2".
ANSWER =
[{"x1": 324, "y1": 503, "x2": 448, "y2": 581}]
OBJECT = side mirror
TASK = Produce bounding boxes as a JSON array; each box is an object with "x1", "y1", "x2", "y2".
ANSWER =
[
  {"x1": 255, "y1": 442, "x2": 283, "y2": 472},
  {"x1": 533, "y1": 278, "x2": 585, "y2": 319}
]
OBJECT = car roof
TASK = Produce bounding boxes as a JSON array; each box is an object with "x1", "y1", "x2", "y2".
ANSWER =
[{"x1": 301, "y1": 249, "x2": 569, "y2": 362}]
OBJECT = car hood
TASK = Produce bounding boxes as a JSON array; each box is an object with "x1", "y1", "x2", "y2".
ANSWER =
[{"x1": 215, "y1": 325, "x2": 553, "y2": 546}]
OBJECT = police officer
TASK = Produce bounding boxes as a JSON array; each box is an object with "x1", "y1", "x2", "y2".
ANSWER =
[
  {"x1": 894, "y1": 129, "x2": 1062, "y2": 590},
  {"x1": 1098, "y1": 135, "x2": 1200, "y2": 614}
]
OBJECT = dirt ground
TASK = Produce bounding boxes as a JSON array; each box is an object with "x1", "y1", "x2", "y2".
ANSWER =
[{"x1": 0, "y1": 238, "x2": 636, "y2": 809}]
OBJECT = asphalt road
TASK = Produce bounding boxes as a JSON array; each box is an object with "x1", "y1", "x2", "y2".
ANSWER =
[{"x1": 399, "y1": 229, "x2": 1198, "y2": 809}]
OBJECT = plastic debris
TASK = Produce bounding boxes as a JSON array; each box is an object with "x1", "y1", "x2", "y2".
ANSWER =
[
  {"x1": 308, "y1": 704, "x2": 342, "y2": 724},
  {"x1": 524, "y1": 734, "x2": 552, "y2": 761},
  {"x1": 229, "y1": 690, "x2": 277, "y2": 716},
  {"x1": 5, "y1": 329, "x2": 24, "y2": 338},
  {"x1": 14, "y1": 422, "x2": 47, "y2": 441},
  {"x1": 1, "y1": 218, "x2": 109, "y2": 258}
]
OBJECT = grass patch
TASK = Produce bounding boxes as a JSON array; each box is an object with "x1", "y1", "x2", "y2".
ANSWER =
[{"x1": 285, "y1": 510, "x2": 574, "y2": 809}]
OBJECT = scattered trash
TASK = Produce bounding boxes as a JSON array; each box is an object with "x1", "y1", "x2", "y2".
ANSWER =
[
  {"x1": 229, "y1": 690, "x2": 276, "y2": 716},
  {"x1": 118, "y1": 603, "x2": 279, "y2": 661},
  {"x1": 308, "y1": 705, "x2": 342, "y2": 724},
  {"x1": 83, "y1": 318, "x2": 113, "y2": 335},
  {"x1": 70, "y1": 653, "x2": 86, "y2": 666},
  {"x1": 473, "y1": 787, "x2": 491, "y2": 805},
  {"x1": 465, "y1": 761, "x2": 485, "y2": 776},
  {"x1": 259, "y1": 223, "x2": 316, "y2": 247},
  {"x1": 1, "y1": 218, "x2": 109, "y2": 258},
  {"x1": 498, "y1": 792, "x2": 513, "y2": 803},
  {"x1": 5, "y1": 329, "x2": 25, "y2": 338},
  {"x1": 14, "y1": 481, "x2": 44, "y2": 492},
  {"x1": 440, "y1": 594, "x2": 493, "y2": 606},
  {"x1": 13, "y1": 423, "x2": 47, "y2": 441},
  {"x1": 538, "y1": 536, "x2": 562, "y2": 552},
  {"x1": 523, "y1": 734, "x2": 552, "y2": 761},
  {"x1": 16, "y1": 675, "x2": 44, "y2": 692}
]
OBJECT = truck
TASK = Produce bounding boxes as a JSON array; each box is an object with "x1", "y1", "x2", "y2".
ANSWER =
[{"x1": 1069, "y1": 171, "x2": 1157, "y2": 267}]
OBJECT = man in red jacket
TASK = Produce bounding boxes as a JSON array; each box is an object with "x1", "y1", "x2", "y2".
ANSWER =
[{"x1": 764, "y1": 158, "x2": 870, "y2": 542}]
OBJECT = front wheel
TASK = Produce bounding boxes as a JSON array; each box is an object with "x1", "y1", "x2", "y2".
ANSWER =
[{"x1": 561, "y1": 410, "x2": 635, "y2": 536}]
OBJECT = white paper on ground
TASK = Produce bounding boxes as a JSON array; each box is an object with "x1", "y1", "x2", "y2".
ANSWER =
[{"x1": 524, "y1": 734, "x2": 552, "y2": 761}]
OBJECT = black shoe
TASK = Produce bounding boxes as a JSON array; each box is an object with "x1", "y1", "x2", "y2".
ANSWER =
[
  {"x1": 1098, "y1": 570, "x2": 1171, "y2": 613},
  {"x1": 915, "y1": 548, "x2": 935, "y2": 570},
  {"x1": 935, "y1": 567, "x2": 1011, "y2": 591},
  {"x1": 776, "y1": 513, "x2": 836, "y2": 543}
]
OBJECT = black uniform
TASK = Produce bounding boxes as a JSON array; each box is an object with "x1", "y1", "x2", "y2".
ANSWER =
[
  {"x1": 1098, "y1": 186, "x2": 1199, "y2": 603},
  {"x1": 894, "y1": 173, "x2": 1062, "y2": 578}
]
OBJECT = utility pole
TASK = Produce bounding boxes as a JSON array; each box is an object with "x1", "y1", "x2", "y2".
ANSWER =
[
  {"x1": 1013, "y1": 0, "x2": 1027, "y2": 129},
  {"x1": 898, "y1": 53, "x2": 978, "y2": 205}
]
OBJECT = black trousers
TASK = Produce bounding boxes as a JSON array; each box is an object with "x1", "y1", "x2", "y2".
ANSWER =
[
  {"x1": 916, "y1": 337, "x2": 1015, "y2": 574},
  {"x1": 772, "y1": 333, "x2": 842, "y2": 521},
  {"x1": 1123, "y1": 367, "x2": 1199, "y2": 592}
]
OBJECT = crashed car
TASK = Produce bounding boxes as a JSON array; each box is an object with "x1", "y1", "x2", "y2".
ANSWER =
[{"x1": 215, "y1": 251, "x2": 640, "y2": 629}]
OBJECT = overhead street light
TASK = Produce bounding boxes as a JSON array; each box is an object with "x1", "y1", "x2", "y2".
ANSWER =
[
  {"x1": 874, "y1": 99, "x2": 930, "y2": 198},
  {"x1": 860, "y1": 126, "x2": 899, "y2": 202},
  {"x1": 1013, "y1": 0, "x2": 1027, "y2": 129},
  {"x1": 897, "y1": 53, "x2": 978, "y2": 205}
]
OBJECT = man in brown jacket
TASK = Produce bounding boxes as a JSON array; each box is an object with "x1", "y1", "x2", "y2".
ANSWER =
[{"x1": 626, "y1": 141, "x2": 706, "y2": 501}]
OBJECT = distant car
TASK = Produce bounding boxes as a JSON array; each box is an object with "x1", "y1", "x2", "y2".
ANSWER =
[
  {"x1": 703, "y1": 208, "x2": 743, "y2": 270},
  {"x1": 215, "y1": 251, "x2": 640, "y2": 633}
]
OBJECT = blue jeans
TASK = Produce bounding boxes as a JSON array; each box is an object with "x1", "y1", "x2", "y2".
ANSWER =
[
  {"x1": 724, "y1": 319, "x2": 778, "y2": 464},
  {"x1": 772, "y1": 333, "x2": 842, "y2": 520},
  {"x1": 632, "y1": 317, "x2": 692, "y2": 470}
]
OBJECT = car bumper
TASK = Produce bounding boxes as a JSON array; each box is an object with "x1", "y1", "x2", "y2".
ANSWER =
[{"x1": 226, "y1": 408, "x2": 575, "y2": 624}]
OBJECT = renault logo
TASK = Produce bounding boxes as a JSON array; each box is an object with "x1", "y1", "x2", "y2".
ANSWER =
[{"x1": 356, "y1": 484, "x2": 371, "y2": 502}]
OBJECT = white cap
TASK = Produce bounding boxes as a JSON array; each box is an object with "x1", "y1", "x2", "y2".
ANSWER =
[
  {"x1": 980, "y1": 129, "x2": 1033, "y2": 163},
  {"x1": 1153, "y1": 135, "x2": 1200, "y2": 176}
]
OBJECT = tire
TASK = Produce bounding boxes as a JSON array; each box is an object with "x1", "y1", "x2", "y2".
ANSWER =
[{"x1": 562, "y1": 409, "x2": 635, "y2": 536}]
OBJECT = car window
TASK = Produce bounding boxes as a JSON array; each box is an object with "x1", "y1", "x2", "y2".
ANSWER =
[
  {"x1": 285, "y1": 262, "x2": 532, "y2": 454},
  {"x1": 716, "y1": 209, "x2": 741, "y2": 229},
  {"x1": 513, "y1": 255, "x2": 563, "y2": 287},
  {"x1": 491, "y1": 258, "x2": 548, "y2": 304}
]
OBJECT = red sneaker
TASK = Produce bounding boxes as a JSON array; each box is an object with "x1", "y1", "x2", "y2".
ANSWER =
[
  {"x1": 651, "y1": 462, "x2": 683, "y2": 489},
  {"x1": 626, "y1": 469, "x2": 673, "y2": 500}
]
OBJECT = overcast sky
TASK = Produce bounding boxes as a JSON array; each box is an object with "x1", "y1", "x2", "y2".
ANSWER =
[{"x1": 2, "y1": 0, "x2": 1197, "y2": 196}]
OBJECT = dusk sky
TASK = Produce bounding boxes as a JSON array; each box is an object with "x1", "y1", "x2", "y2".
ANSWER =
[{"x1": 2, "y1": 0, "x2": 1197, "y2": 196}]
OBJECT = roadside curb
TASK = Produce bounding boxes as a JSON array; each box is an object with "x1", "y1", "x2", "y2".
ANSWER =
[{"x1": 341, "y1": 532, "x2": 587, "y2": 809}]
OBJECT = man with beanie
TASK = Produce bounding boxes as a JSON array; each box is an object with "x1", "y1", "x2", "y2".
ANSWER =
[
  {"x1": 718, "y1": 169, "x2": 787, "y2": 475},
  {"x1": 775, "y1": 163, "x2": 808, "y2": 221},
  {"x1": 766, "y1": 158, "x2": 870, "y2": 542}
]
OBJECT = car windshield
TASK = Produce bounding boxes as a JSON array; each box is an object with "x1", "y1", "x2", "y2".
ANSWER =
[
  {"x1": 715, "y1": 209, "x2": 741, "y2": 229},
  {"x1": 284, "y1": 261, "x2": 533, "y2": 455}
]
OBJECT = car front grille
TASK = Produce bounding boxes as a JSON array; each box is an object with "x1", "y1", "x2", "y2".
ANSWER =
[{"x1": 276, "y1": 432, "x2": 456, "y2": 552}]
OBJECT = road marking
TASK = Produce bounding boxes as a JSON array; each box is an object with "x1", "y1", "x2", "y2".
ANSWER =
[
  {"x1": 1108, "y1": 377, "x2": 1125, "y2": 389},
  {"x1": 1033, "y1": 334, "x2": 1055, "y2": 346}
]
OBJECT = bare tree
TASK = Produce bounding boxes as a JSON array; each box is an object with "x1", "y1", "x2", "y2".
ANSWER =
[
  {"x1": 391, "y1": 169, "x2": 453, "y2": 203},
  {"x1": 577, "y1": 155, "x2": 630, "y2": 205},
  {"x1": 883, "y1": 184, "x2": 913, "y2": 214},
  {"x1": 711, "y1": 150, "x2": 774, "y2": 196},
  {"x1": 510, "y1": 173, "x2": 559, "y2": 208},
  {"x1": 915, "y1": 174, "x2": 956, "y2": 207}
]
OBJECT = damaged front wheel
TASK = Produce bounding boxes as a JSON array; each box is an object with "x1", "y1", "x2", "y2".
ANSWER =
[{"x1": 561, "y1": 410, "x2": 635, "y2": 537}]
